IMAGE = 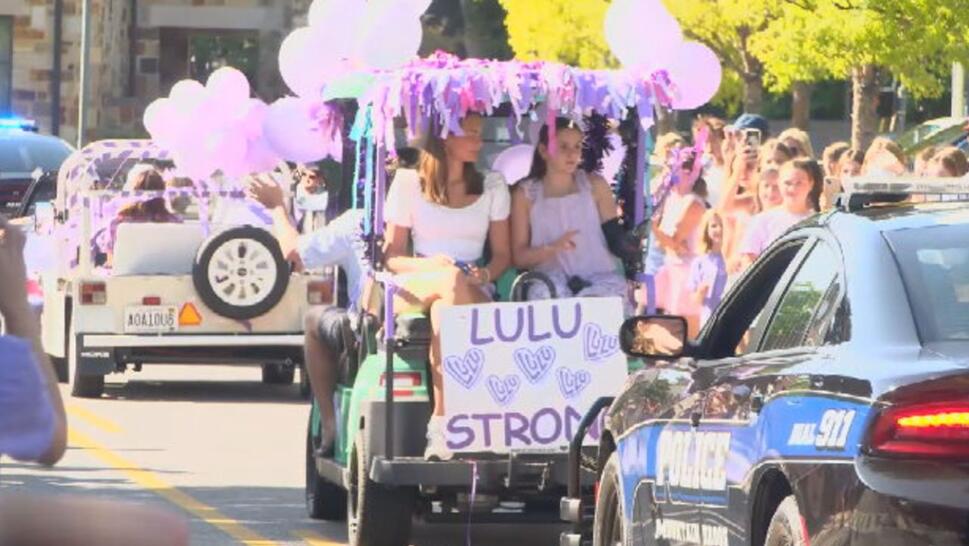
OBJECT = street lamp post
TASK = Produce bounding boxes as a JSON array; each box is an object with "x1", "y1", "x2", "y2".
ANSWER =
[{"x1": 77, "y1": 0, "x2": 91, "y2": 148}]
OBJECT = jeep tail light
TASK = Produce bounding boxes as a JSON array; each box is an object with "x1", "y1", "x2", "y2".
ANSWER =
[
  {"x1": 867, "y1": 401, "x2": 969, "y2": 458},
  {"x1": 80, "y1": 281, "x2": 106, "y2": 305},
  {"x1": 307, "y1": 280, "x2": 332, "y2": 305},
  {"x1": 380, "y1": 371, "x2": 423, "y2": 398}
]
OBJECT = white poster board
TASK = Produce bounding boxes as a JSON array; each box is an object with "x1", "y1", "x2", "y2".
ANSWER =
[{"x1": 440, "y1": 297, "x2": 628, "y2": 453}]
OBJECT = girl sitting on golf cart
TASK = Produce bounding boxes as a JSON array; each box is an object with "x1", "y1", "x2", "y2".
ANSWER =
[
  {"x1": 98, "y1": 166, "x2": 181, "y2": 265},
  {"x1": 509, "y1": 118, "x2": 630, "y2": 311},
  {"x1": 383, "y1": 114, "x2": 512, "y2": 461}
]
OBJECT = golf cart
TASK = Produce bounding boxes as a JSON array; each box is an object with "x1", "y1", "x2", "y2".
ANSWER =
[
  {"x1": 302, "y1": 53, "x2": 674, "y2": 545},
  {"x1": 37, "y1": 140, "x2": 331, "y2": 397}
]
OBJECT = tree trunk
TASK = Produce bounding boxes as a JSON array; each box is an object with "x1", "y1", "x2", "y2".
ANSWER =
[
  {"x1": 743, "y1": 75, "x2": 764, "y2": 114},
  {"x1": 459, "y1": 0, "x2": 487, "y2": 58},
  {"x1": 851, "y1": 64, "x2": 879, "y2": 151},
  {"x1": 791, "y1": 81, "x2": 813, "y2": 130},
  {"x1": 655, "y1": 106, "x2": 676, "y2": 135}
]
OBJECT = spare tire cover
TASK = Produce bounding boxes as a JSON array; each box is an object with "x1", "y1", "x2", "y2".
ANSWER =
[{"x1": 193, "y1": 226, "x2": 289, "y2": 320}]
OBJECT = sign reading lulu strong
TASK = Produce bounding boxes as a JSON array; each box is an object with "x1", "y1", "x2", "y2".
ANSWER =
[{"x1": 439, "y1": 297, "x2": 628, "y2": 453}]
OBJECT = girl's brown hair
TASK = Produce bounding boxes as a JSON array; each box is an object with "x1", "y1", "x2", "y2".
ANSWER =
[
  {"x1": 838, "y1": 148, "x2": 865, "y2": 173},
  {"x1": 117, "y1": 168, "x2": 171, "y2": 219},
  {"x1": 932, "y1": 146, "x2": 969, "y2": 177},
  {"x1": 418, "y1": 117, "x2": 485, "y2": 206},
  {"x1": 789, "y1": 157, "x2": 825, "y2": 212}
]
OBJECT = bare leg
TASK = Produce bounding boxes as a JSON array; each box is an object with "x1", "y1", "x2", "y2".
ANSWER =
[
  {"x1": 394, "y1": 268, "x2": 489, "y2": 417},
  {"x1": 303, "y1": 310, "x2": 339, "y2": 449}
]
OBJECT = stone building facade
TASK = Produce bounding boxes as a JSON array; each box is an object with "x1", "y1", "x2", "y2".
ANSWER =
[{"x1": 0, "y1": 0, "x2": 311, "y2": 145}]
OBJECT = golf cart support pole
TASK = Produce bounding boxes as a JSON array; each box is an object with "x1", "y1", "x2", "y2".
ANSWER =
[{"x1": 376, "y1": 144, "x2": 395, "y2": 461}]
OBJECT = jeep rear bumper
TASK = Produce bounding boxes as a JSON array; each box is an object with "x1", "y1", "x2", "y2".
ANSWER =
[{"x1": 75, "y1": 334, "x2": 304, "y2": 374}]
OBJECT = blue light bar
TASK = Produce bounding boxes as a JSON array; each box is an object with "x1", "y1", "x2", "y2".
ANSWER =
[{"x1": 0, "y1": 118, "x2": 38, "y2": 131}]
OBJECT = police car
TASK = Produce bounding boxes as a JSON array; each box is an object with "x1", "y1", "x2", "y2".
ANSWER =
[
  {"x1": 0, "y1": 118, "x2": 72, "y2": 213},
  {"x1": 561, "y1": 177, "x2": 969, "y2": 546}
]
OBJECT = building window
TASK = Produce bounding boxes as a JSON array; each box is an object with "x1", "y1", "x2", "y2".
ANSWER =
[
  {"x1": 0, "y1": 17, "x2": 12, "y2": 115},
  {"x1": 159, "y1": 28, "x2": 258, "y2": 95}
]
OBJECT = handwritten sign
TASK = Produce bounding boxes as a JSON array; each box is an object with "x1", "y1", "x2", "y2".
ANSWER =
[{"x1": 440, "y1": 297, "x2": 628, "y2": 453}]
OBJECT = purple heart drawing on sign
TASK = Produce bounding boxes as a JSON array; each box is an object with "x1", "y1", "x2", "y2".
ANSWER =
[
  {"x1": 485, "y1": 374, "x2": 521, "y2": 406},
  {"x1": 583, "y1": 323, "x2": 620, "y2": 362},
  {"x1": 443, "y1": 348, "x2": 485, "y2": 390},
  {"x1": 556, "y1": 367, "x2": 592, "y2": 399},
  {"x1": 514, "y1": 345, "x2": 556, "y2": 384}
]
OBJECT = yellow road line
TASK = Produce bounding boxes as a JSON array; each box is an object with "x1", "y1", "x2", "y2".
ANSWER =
[
  {"x1": 68, "y1": 429, "x2": 281, "y2": 546},
  {"x1": 292, "y1": 529, "x2": 345, "y2": 546},
  {"x1": 67, "y1": 403, "x2": 123, "y2": 434}
]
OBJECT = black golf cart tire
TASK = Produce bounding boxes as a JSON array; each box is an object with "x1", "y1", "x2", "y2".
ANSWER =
[
  {"x1": 192, "y1": 226, "x2": 289, "y2": 321},
  {"x1": 71, "y1": 368, "x2": 104, "y2": 398},
  {"x1": 261, "y1": 363, "x2": 295, "y2": 385},
  {"x1": 592, "y1": 452, "x2": 624, "y2": 546},
  {"x1": 765, "y1": 495, "x2": 809, "y2": 546},
  {"x1": 298, "y1": 364, "x2": 312, "y2": 399},
  {"x1": 51, "y1": 355, "x2": 69, "y2": 384},
  {"x1": 348, "y1": 431, "x2": 415, "y2": 546},
  {"x1": 305, "y1": 418, "x2": 346, "y2": 520}
]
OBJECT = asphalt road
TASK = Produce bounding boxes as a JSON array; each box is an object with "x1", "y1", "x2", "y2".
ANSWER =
[{"x1": 1, "y1": 365, "x2": 563, "y2": 546}]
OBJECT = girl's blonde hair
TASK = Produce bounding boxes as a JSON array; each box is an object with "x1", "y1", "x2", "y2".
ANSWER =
[
  {"x1": 697, "y1": 209, "x2": 723, "y2": 255},
  {"x1": 778, "y1": 128, "x2": 816, "y2": 158}
]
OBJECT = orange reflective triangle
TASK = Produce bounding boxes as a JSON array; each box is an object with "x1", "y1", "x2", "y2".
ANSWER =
[{"x1": 179, "y1": 303, "x2": 202, "y2": 326}]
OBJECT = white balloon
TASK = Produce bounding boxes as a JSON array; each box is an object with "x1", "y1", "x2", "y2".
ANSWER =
[
  {"x1": 492, "y1": 144, "x2": 536, "y2": 186},
  {"x1": 360, "y1": 12, "x2": 422, "y2": 70},
  {"x1": 279, "y1": 27, "x2": 340, "y2": 98},
  {"x1": 604, "y1": 0, "x2": 683, "y2": 71},
  {"x1": 169, "y1": 80, "x2": 206, "y2": 110},
  {"x1": 308, "y1": 0, "x2": 347, "y2": 28}
]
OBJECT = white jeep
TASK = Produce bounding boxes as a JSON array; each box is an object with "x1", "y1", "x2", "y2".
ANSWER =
[{"x1": 40, "y1": 140, "x2": 330, "y2": 398}]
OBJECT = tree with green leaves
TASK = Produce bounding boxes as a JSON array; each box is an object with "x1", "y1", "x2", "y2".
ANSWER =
[
  {"x1": 497, "y1": 0, "x2": 615, "y2": 69},
  {"x1": 662, "y1": 0, "x2": 785, "y2": 116},
  {"x1": 751, "y1": 0, "x2": 969, "y2": 150}
]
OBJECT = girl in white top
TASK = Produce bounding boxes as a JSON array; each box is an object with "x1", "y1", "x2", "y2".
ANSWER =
[
  {"x1": 383, "y1": 114, "x2": 512, "y2": 460},
  {"x1": 738, "y1": 158, "x2": 823, "y2": 269}
]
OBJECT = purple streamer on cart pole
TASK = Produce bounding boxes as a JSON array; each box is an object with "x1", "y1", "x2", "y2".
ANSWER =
[{"x1": 375, "y1": 146, "x2": 387, "y2": 236}]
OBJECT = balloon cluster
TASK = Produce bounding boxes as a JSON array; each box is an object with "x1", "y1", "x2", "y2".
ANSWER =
[
  {"x1": 143, "y1": 67, "x2": 344, "y2": 180},
  {"x1": 604, "y1": 0, "x2": 723, "y2": 110},
  {"x1": 143, "y1": 67, "x2": 279, "y2": 180},
  {"x1": 279, "y1": 0, "x2": 430, "y2": 99}
]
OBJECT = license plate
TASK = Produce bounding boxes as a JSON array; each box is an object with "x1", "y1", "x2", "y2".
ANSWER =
[{"x1": 124, "y1": 306, "x2": 178, "y2": 333}]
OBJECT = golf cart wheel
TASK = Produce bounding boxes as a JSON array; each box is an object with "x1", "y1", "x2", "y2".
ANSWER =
[
  {"x1": 592, "y1": 452, "x2": 624, "y2": 546},
  {"x1": 299, "y1": 364, "x2": 312, "y2": 399},
  {"x1": 348, "y1": 432, "x2": 415, "y2": 546},
  {"x1": 51, "y1": 355, "x2": 69, "y2": 384},
  {"x1": 305, "y1": 416, "x2": 346, "y2": 520},
  {"x1": 71, "y1": 368, "x2": 104, "y2": 398},
  {"x1": 261, "y1": 363, "x2": 295, "y2": 385},
  {"x1": 193, "y1": 226, "x2": 289, "y2": 321}
]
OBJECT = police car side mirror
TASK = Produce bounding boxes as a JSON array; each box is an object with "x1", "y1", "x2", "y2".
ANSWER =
[{"x1": 619, "y1": 315, "x2": 687, "y2": 360}]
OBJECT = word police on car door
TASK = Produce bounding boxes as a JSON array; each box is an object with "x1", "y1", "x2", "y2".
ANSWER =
[{"x1": 439, "y1": 297, "x2": 628, "y2": 453}]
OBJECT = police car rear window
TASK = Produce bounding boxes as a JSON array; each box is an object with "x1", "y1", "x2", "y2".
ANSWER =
[
  {"x1": 0, "y1": 138, "x2": 70, "y2": 176},
  {"x1": 887, "y1": 224, "x2": 969, "y2": 342}
]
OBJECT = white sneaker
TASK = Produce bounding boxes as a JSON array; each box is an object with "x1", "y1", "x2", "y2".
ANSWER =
[{"x1": 424, "y1": 416, "x2": 453, "y2": 461}]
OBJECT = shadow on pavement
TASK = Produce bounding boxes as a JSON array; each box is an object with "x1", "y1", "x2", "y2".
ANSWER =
[
  {"x1": 102, "y1": 379, "x2": 307, "y2": 405},
  {"x1": 0, "y1": 467, "x2": 344, "y2": 545}
]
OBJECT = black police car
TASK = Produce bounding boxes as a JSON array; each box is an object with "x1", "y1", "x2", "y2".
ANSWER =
[
  {"x1": 562, "y1": 178, "x2": 969, "y2": 546},
  {"x1": 0, "y1": 119, "x2": 72, "y2": 214}
]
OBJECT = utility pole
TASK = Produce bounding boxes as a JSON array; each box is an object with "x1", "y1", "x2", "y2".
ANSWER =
[
  {"x1": 952, "y1": 62, "x2": 967, "y2": 118},
  {"x1": 77, "y1": 0, "x2": 91, "y2": 148}
]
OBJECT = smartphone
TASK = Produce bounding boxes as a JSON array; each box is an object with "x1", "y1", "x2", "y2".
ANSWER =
[{"x1": 743, "y1": 128, "x2": 762, "y2": 149}]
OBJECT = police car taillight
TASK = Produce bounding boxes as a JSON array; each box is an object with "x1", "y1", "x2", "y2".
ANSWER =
[{"x1": 868, "y1": 401, "x2": 969, "y2": 458}]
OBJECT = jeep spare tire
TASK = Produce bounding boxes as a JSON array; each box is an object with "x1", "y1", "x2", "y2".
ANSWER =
[{"x1": 193, "y1": 226, "x2": 289, "y2": 321}]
